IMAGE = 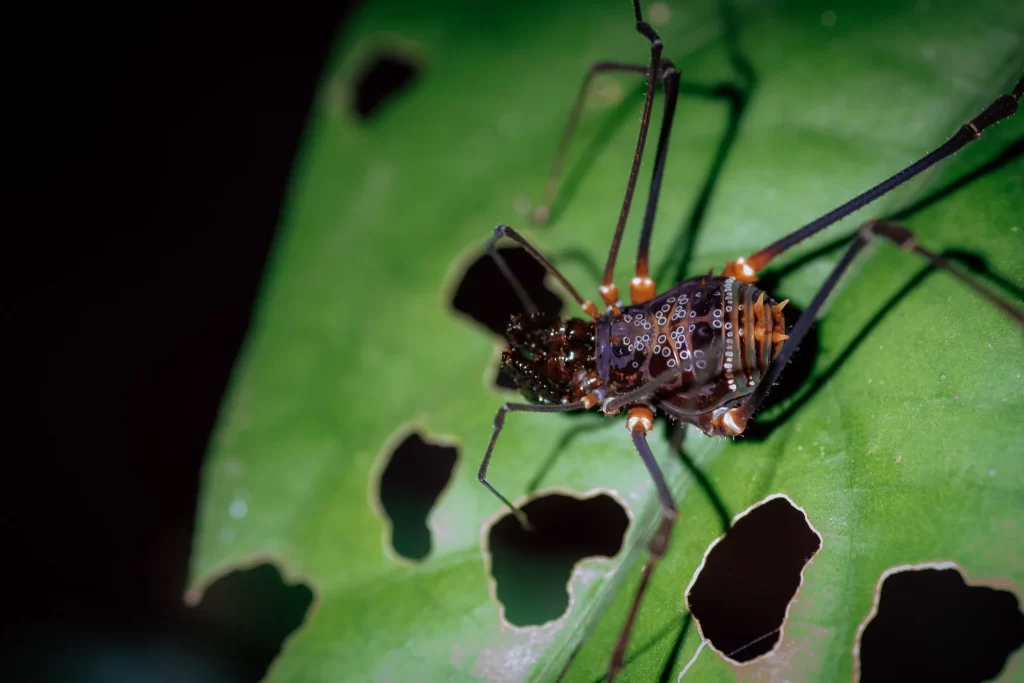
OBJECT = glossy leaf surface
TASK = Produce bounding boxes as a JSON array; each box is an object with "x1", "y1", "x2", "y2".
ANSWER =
[{"x1": 190, "y1": 0, "x2": 1024, "y2": 680}]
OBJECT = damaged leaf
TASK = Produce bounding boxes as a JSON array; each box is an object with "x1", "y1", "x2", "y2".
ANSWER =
[{"x1": 189, "y1": 0, "x2": 1024, "y2": 681}]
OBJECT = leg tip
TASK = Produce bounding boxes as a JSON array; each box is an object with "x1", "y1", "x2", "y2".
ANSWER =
[
  {"x1": 516, "y1": 511, "x2": 534, "y2": 532},
  {"x1": 605, "y1": 659, "x2": 623, "y2": 683}
]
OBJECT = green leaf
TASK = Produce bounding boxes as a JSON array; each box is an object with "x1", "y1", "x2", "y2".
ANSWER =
[{"x1": 189, "y1": 0, "x2": 1024, "y2": 681}]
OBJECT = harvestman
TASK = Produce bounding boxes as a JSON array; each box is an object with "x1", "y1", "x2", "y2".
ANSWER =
[{"x1": 476, "y1": 1, "x2": 1024, "y2": 679}]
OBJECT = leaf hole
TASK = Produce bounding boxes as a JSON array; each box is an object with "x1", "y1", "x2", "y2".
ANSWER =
[
  {"x1": 494, "y1": 365, "x2": 518, "y2": 390},
  {"x1": 452, "y1": 246, "x2": 565, "y2": 338},
  {"x1": 378, "y1": 432, "x2": 458, "y2": 562},
  {"x1": 686, "y1": 494, "x2": 821, "y2": 663},
  {"x1": 193, "y1": 563, "x2": 313, "y2": 680},
  {"x1": 487, "y1": 492, "x2": 628, "y2": 627},
  {"x1": 352, "y1": 52, "x2": 420, "y2": 120},
  {"x1": 452, "y1": 246, "x2": 564, "y2": 390},
  {"x1": 857, "y1": 564, "x2": 1024, "y2": 682}
]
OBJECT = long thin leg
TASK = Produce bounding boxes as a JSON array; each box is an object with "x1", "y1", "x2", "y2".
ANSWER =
[
  {"x1": 598, "y1": 2, "x2": 667, "y2": 309},
  {"x1": 602, "y1": 220, "x2": 1024, "y2": 424},
  {"x1": 478, "y1": 399, "x2": 589, "y2": 529},
  {"x1": 723, "y1": 75, "x2": 1024, "y2": 281},
  {"x1": 656, "y1": 0, "x2": 756, "y2": 287},
  {"x1": 532, "y1": 61, "x2": 650, "y2": 225},
  {"x1": 722, "y1": 219, "x2": 1024, "y2": 433},
  {"x1": 486, "y1": 224, "x2": 601, "y2": 319},
  {"x1": 607, "y1": 406, "x2": 677, "y2": 682},
  {"x1": 631, "y1": 62, "x2": 680, "y2": 304}
]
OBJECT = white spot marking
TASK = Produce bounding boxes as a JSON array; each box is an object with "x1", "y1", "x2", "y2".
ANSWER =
[{"x1": 229, "y1": 499, "x2": 248, "y2": 519}]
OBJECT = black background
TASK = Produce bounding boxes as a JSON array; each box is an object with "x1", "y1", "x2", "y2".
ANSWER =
[{"x1": 6, "y1": 3, "x2": 356, "y2": 680}]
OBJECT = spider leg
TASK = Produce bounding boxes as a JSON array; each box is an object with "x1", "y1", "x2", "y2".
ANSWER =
[
  {"x1": 597, "y1": 2, "x2": 674, "y2": 310},
  {"x1": 723, "y1": 219, "x2": 1024, "y2": 434},
  {"x1": 478, "y1": 399, "x2": 590, "y2": 529},
  {"x1": 486, "y1": 224, "x2": 602, "y2": 319},
  {"x1": 532, "y1": 61, "x2": 651, "y2": 226},
  {"x1": 629, "y1": 62, "x2": 680, "y2": 306},
  {"x1": 600, "y1": 217, "x2": 1022, "y2": 436},
  {"x1": 723, "y1": 75, "x2": 1024, "y2": 282},
  {"x1": 606, "y1": 406, "x2": 678, "y2": 682}
]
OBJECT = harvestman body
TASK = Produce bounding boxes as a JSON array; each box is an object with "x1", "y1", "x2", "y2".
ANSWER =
[{"x1": 476, "y1": 2, "x2": 1024, "y2": 679}]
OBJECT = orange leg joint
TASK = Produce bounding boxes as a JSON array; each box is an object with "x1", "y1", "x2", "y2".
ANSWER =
[
  {"x1": 626, "y1": 406, "x2": 655, "y2": 435},
  {"x1": 629, "y1": 276, "x2": 656, "y2": 304},
  {"x1": 722, "y1": 251, "x2": 775, "y2": 283}
]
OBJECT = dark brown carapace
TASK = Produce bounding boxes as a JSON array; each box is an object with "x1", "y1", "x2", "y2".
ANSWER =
[
  {"x1": 502, "y1": 314, "x2": 596, "y2": 405},
  {"x1": 502, "y1": 276, "x2": 787, "y2": 436}
]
